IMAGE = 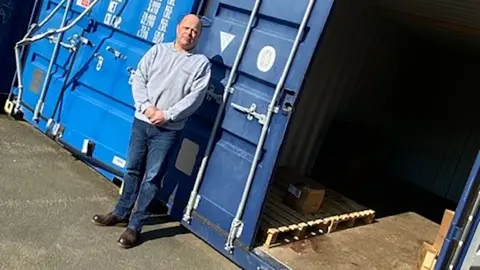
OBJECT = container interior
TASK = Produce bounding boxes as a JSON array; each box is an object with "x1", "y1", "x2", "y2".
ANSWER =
[{"x1": 260, "y1": 0, "x2": 480, "y2": 246}]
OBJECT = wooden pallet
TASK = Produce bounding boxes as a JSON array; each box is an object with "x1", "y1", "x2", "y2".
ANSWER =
[{"x1": 260, "y1": 182, "x2": 375, "y2": 248}]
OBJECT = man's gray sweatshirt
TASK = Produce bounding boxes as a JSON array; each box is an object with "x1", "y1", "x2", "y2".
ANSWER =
[{"x1": 131, "y1": 42, "x2": 211, "y2": 130}]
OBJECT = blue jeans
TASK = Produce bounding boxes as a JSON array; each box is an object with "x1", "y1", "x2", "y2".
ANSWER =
[{"x1": 113, "y1": 118, "x2": 179, "y2": 231}]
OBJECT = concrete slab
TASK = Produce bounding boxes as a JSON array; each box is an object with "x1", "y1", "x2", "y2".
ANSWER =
[{"x1": 0, "y1": 115, "x2": 239, "y2": 270}]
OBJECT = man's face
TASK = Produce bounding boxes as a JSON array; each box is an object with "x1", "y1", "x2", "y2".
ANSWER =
[{"x1": 176, "y1": 15, "x2": 201, "y2": 51}]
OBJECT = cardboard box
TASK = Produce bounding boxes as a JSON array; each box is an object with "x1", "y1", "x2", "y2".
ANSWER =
[
  {"x1": 417, "y1": 242, "x2": 437, "y2": 270},
  {"x1": 284, "y1": 182, "x2": 325, "y2": 214},
  {"x1": 433, "y1": 209, "x2": 455, "y2": 251},
  {"x1": 276, "y1": 167, "x2": 326, "y2": 214},
  {"x1": 417, "y1": 209, "x2": 454, "y2": 270}
]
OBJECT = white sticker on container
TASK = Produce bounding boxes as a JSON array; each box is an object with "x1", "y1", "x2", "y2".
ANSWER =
[
  {"x1": 81, "y1": 139, "x2": 90, "y2": 154},
  {"x1": 108, "y1": 1, "x2": 118, "y2": 13},
  {"x1": 288, "y1": 184, "x2": 302, "y2": 198},
  {"x1": 257, "y1": 45, "x2": 276, "y2": 72},
  {"x1": 76, "y1": 0, "x2": 90, "y2": 8},
  {"x1": 112, "y1": 156, "x2": 126, "y2": 168},
  {"x1": 220, "y1": 31, "x2": 235, "y2": 53}
]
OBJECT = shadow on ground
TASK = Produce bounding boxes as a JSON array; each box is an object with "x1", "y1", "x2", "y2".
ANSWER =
[{"x1": 0, "y1": 115, "x2": 239, "y2": 270}]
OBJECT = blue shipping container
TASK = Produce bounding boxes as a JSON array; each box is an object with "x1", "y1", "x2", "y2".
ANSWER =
[{"x1": 5, "y1": 0, "x2": 480, "y2": 269}]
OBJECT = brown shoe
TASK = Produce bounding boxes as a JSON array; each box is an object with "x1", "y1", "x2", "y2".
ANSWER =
[
  {"x1": 91, "y1": 212, "x2": 129, "y2": 227},
  {"x1": 117, "y1": 228, "x2": 139, "y2": 249}
]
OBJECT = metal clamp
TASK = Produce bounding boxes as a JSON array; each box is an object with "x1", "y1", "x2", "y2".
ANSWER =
[
  {"x1": 106, "y1": 46, "x2": 127, "y2": 60},
  {"x1": 94, "y1": 53, "x2": 104, "y2": 71},
  {"x1": 47, "y1": 32, "x2": 75, "y2": 51},
  {"x1": 47, "y1": 33, "x2": 79, "y2": 52},
  {"x1": 68, "y1": 34, "x2": 92, "y2": 46},
  {"x1": 231, "y1": 102, "x2": 266, "y2": 125}
]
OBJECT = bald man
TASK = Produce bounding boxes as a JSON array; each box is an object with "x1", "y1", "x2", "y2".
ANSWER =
[{"x1": 91, "y1": 14, "x2": 211, "y2": 249}]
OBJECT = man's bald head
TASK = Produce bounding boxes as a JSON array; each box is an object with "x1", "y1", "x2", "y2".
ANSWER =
[
  {"x1": 175, "y1": 14, "x2": 203, "y2": 51},
  {"x1": 180, "y1": 14, "x2": 202, "y2": 32}
]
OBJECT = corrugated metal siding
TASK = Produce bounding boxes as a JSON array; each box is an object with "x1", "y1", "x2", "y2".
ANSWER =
[
  {"x1": 373, "y1": 0, "x2": 480, "y2": 29},
  {"x1": 383, "y1": 49, "x2": 480, "y2": 203},
  {"x1": 277, "y1": 0, "x2": 480, "y2": 203},
  {"x1": 373, "y1": 0, "x2": 480, "y2": 50},
  {"x1": 278, "y1": 0, "x2": 401, "y2": 175}
]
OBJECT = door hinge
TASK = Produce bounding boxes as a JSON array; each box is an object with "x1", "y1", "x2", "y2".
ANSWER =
[{"x1": 231, "y1": 102, "x2": 267, "y2": 125}]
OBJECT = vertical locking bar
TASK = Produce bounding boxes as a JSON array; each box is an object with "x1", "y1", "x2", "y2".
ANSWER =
[
  {"x1": 33, "y1": 0, "x2": 73, "y2": 122},
  {"x1": 182, "y1": 0, "x2": 263, "y2": 223},
  {"x1": 12, "y1": 46, "x2": 25, "y2": 115},
  {"x1": 11, "y1": 0, "x2": 66, "y2": 115},
  {"x1": 225, "y1": 0, "x2": 316, "y2": 253},
  {"x1": 435, "y1": 150, "x2": 480, "y2": 270},
  {"x1": 10, "y1": 0, "x2": 100, "y2": 116}
]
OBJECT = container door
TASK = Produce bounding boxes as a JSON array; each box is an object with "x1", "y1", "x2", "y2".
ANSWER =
[
  {"x1": 435, "y1": 150, "x2": 480, "y2": 270},
  {"x1": 176, "y1": 0, "x2": 333, "y2": 264}
]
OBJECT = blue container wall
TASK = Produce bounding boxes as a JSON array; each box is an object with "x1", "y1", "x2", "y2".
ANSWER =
[
  {"x1": 0, "y1": 0, "x2": 37, "y2": 104},
  {"x1": 10, "y1": 0, "x2": 200, "y2": 180},
  {"x1": 11, "y1": 0, "x2": 94, "y2": 131},
  {"x1": 54, "y1": 0, "x2": 201, "y2": 180},
  {"x1": 12, "y1": 2, "x2": 334, "y2": 268}
]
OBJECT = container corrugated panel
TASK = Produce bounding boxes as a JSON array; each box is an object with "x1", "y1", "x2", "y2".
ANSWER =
[
  {"x1": 0, "y1": 0, "x2": 37, "y2": 102},
  {"x1": 373, "y1": 0, "x2": 480, "y2": 29},
  {"x1": 10, "y1": 0, "x2": 94, "y2": 131},
  {"x1": 55, "y1": 0, "x2": 200, "y2": 181},
  {"x1": 278, "y1": 0, "x2": 402, "y2": 175},
  {"x1": 10, "y1": 0, "x2": 200, "y2": 180},
  {"x1": 373, "y1": 0, "x2": 480, "y2": 49},
  {"x1": 279, "y1": 0, "x2": 480, "y2": 203}
]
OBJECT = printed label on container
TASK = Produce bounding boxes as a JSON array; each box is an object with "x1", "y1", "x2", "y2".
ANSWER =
[
  {"x1": 288, "y1": 184, "x2": 302, "y2": 198},
  {"x1": 112, "y1": 156, "x2": 126, "y2": 168},
  {"x1": 76, "y1": 0, "x2": 90, "y2": 8},
  {"x1": 103, "y1": 0, "x2": 123, "y2": 29},
  {"x1": 257, "y1": 45, "x2": 276, "y2": 72},
  {"x1": 220, "y1": 31, "x2": 235, "y2": 53}
]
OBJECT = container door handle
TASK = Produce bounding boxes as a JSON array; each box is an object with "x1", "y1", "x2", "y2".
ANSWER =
[
  {"x1": 231, "y1": 102, "x2": 268, "y2": 125},
  {"x1": 106, "y1": 46, "x2": 127, "y2": 60}
]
